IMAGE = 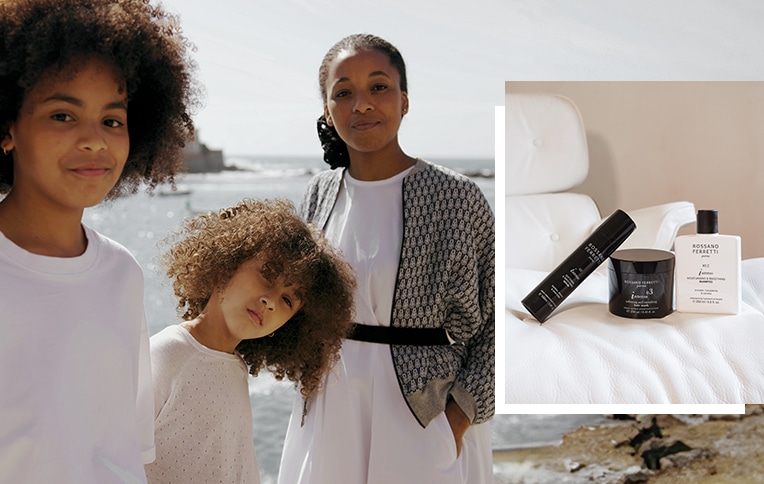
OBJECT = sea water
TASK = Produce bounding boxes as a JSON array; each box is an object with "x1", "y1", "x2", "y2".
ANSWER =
[{"x1": 84, "y1": 156, "x2": 601, "y2": 483}]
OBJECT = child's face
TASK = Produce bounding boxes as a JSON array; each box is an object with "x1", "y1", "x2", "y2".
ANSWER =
[
  {"x1": 323, "y1": 48, "x2": 408, "y2": 156},
  {"x1": 2, "y1": 56, "x2": 129, "y2": 212},
  {"x1": 216, "y1": 258, "x2": 303, "y2": 342}
]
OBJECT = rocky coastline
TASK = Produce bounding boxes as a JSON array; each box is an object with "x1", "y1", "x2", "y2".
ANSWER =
[{"x1": 493, "y1": 405, "x2": 764, "y2": 483}]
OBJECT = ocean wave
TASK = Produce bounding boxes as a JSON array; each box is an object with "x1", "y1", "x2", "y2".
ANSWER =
[{"x1": 223, "y1": 155, "x2": 495, "y2": 179}]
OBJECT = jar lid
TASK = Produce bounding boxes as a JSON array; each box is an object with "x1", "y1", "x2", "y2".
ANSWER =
[{"x1": 609, "y1": 248, "x2": 675, "y2": 274}]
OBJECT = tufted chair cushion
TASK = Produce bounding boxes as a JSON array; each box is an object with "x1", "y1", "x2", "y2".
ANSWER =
[
  {"x1": 506, "y1": 93, "x2": 588, "y2": 195},
  {"x1": 506, "y1": 193, "x2": 601, "y2": 271},
  {"x1": 506, "y1": 93, "x2": 602, "y2": 270}
]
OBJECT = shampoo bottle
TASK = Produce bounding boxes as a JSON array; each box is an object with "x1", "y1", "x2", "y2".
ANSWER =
[{"x1": 674, "y1": 209, "x2": 741, "y2": 314}]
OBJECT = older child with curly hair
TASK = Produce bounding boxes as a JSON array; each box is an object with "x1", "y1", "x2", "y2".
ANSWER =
[
  {"x1": 0, "y1": 0, "x2": 198, "y2": 482},
  {"x1": 145, "y1": 198, "x2": 355, "y2": 484}
]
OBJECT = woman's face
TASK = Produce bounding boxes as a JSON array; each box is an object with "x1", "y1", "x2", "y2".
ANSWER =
[{"x1": 323, "y1": 48, "x2": 408, "y2": 157}]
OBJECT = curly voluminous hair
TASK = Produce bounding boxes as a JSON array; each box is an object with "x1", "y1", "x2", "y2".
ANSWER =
[
  {"x1": 317, "y1": 33, "x2": 407, "y2": 169},
  {"x1": 163, "y1": 198, "x2": 355, "y2": 400},
  {"x1": 0, "y1": 0, "x2": 200, "y2": 196}
]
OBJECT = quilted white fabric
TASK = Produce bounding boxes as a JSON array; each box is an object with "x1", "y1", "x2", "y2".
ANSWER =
[{"x1": 504, "y1": 258, "x2": 764, "y2": 404}]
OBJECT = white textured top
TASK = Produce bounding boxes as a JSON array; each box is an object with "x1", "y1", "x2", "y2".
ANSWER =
[
  {"x1": 324, "y1": 167, "x2": 411, "y2": 326},
  {"x1": 0, "y1": 226, "x2": 154, "y2": 484},
  {"x1": 145, "y1": 325, "x2": 260, "y2": 483}
]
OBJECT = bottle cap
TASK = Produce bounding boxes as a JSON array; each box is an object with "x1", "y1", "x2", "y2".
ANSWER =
[
  {"x1": 697, "y1": 209, "x2": 719, "y2": 234},
  {"x1": 598, "y1": 209, "x2": 638, "y2": 256}
]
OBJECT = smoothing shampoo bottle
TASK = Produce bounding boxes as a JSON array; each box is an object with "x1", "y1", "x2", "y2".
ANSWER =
[{"x1": 674, "y1": 209, "x2": 741, "y2": 314}]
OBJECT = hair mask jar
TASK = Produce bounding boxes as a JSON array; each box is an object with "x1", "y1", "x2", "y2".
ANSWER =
[{"x1": 608, "y1": 248, "x2": 675, "y2": 319}]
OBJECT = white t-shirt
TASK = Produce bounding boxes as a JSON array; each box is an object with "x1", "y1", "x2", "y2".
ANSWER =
[
  {"x1": 145, "y1": 324, "x2": 260, "y2": 484},
  {"x1": 0, "y1": 225, "x2": 155, "y2": 484}
]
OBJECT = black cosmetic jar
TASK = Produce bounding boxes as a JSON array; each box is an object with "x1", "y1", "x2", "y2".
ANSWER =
[{"x1": 608, "y1": 248, "x2": 675, "y2": 319}]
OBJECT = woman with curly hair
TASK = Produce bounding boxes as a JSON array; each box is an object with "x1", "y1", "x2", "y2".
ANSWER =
[
  {"x1": 146, "y1": 198, "x2": 355, "y2": 484},
  {"x1": 0, "y1": 0, "x2": 198, "y2": 482},
  {"x1": 278, "y1": 34, "x2": 495, "y2": 483}
]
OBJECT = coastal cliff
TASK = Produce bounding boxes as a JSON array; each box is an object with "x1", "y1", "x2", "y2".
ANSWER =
[{"x1": 182, "y1": 137, "x2": 225, "y2": 173}]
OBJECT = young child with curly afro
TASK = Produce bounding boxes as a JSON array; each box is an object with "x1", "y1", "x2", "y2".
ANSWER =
[
  {"x1": 0, "y1": 0, "x2": 198, "y2": 482},
  {"x1": 145, "y1": 198, "x2": 355, "y2": 484}
]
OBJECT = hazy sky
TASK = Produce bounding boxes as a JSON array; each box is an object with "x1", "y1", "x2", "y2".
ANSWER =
[{"x1": 160, "y1": 0, "x2": 764, "y2": 159}]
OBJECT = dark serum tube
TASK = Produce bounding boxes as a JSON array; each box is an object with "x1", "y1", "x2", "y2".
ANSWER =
[{"x1": 521, "y1": 209, "x2": 636, "y2": 323}]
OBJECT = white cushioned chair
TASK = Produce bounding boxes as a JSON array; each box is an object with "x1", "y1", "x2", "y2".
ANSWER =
[
  {"x1": 503, "y1": 93, "x2": 764, "y2": 405},
  {"x1": 505, "y1": 93, "x2": 695, "y2": 272}
]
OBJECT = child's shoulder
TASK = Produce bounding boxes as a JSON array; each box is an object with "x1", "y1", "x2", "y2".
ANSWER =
[
  {"x1": 83, "y1": 225, "x2": 141, "y2": 269},
  {"x1": 82, "y1": 226, "x2": 146, "y2": 287},
  {"x1": 150, "y1": 324, "x2": 216, "y2": 363},
  {"x1": 149, "y1": 325, "x2": 198, "y2": 373},
  {"x1": 150, "y1": 324, "x2": 190, "y2": 352},
  {"x1": 149, "y1": 325, "x2": 246, "y2": 383}
]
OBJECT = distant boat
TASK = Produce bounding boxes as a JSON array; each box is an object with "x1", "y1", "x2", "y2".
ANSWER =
[{"x1": 158, "y1": 185, "x2": 192, "y2": 196}]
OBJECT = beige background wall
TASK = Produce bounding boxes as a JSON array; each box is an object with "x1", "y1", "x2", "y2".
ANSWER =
[{"x1": 506, "y1": 81, "x2": 764, "y2": 260}]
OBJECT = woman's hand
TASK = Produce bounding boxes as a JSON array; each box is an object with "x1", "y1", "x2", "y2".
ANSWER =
[{"x1": 444, "y1": 398, "x2": 471, "y2": 457}]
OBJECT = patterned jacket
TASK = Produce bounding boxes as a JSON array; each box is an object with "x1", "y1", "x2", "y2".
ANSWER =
[{"x1": 300, "y1": 159, "x2": 495, "y2": 427}]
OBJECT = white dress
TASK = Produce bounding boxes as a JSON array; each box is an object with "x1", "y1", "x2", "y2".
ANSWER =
[{"x1": 278, "y1": 169, "x2": 492, "y2": 484}]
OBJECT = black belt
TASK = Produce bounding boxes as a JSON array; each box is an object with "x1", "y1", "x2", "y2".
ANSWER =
[{"x1": 346, "y1": 323, "x2": 454, "y2": 346}]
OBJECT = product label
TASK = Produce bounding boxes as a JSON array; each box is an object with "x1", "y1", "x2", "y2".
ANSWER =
[
  {"x1": 617, "y1": 275, "x2": 670, "y2": 317},
  {"x1": 684, "y1": 263, "x2": 726, "y2": 284},
  {"x1": 675, "y1": 234, "x2": 741, "y2": 314},
  {"x1": 691, "y1": 243, "x2": 720, "y2": 255},
  {"x1": 684, "y1": 263, "x2": 723, "y2": 304},
  {"x1": 585, "y1": 243, "x2": 606, "y2": 265},
  {"x1": 561, "y1": 270, "x2": 580, "y2": 289},
  {"x1": 538, "y1": 290, "x2": 557, "y2": 310}
]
